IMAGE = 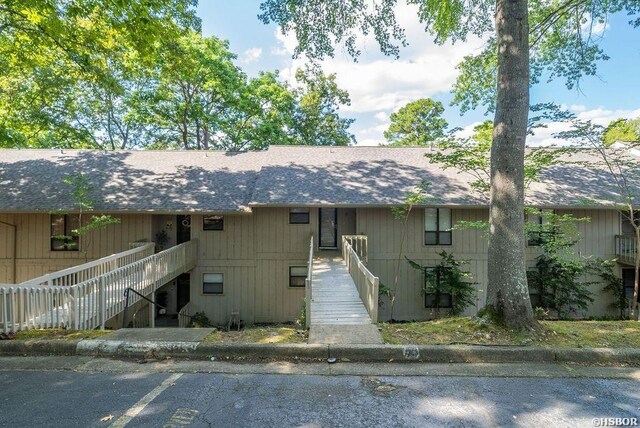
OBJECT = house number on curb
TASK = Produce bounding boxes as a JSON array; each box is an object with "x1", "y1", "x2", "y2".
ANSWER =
[{"x1": 403, "y1": 345, "x2": 420, "y2": 360}]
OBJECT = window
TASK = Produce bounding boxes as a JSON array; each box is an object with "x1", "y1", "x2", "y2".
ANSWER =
[
  {"x1": 203, "y1": 273, "x2": 223, "y2": 294},
  {"x1": 621, "y1": 211, "x2": 640, "y2": 235},
  {"x1": 424, "y1": 208, "x2": 452, "y2": 245},
  {"x1": 289, "y1": 208, "x2": 310, "y2": 224},
  {"x1": 424, "y1": 267, "x2": 453, "y2": 308},
  {"x1": 203, "y1": 215, "x2": 224, "y2": 231},
  {"x1": 527, "y1": 209, "x2": 551, "y2": 246},
  {"x1": 623, "y1": 269, "x2": 638, "y2": 306},
  {"x1": 51, "y1": 214, "x2": 80, "y2": 251},
  {"x1": 289, "y1": 266, "x2": 307, "y2": 288}
]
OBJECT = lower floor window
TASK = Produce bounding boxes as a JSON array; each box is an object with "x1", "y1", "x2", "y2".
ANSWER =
[
  {"x1": 424, "y1": 267, "x2": 453, "y2": 309},
  {"x1": 203, "y1": 273, "x2": 223, "y2": 294},
  {"x1": 425, "y1": 292, "x2": 452, "y2": 309},
  {"x1": 289, "y1": 266, "x2": 307, "y2": 288}
]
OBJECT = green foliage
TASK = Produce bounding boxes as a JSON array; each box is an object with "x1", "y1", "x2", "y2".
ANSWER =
[
  {"x1": 588, "y1": 258, "x2": 628, "y2": 320},
  {"x1": 526, "y1": 211, "x2": 594, "y2": 319},
  {"x1": 384, "y1": 98, "x2": 448, "y2": 147},
  {"x1": 288, "y1": 67, "x2": 355, "y2": 146},
  {"x1": 377, "y1": 282, "x2": 393, "y2": 307},
  {"x1": 0, "y1": 0, "x2": 199, "y2": 148},
  {"x1": 390, "y1": 180, "x2": 430, "y2": 220},
  {"x1": 190, "y1": 311, "x2": 213, "y2": 328},
  {"x1": 407, "y1": 251, "x2": 476, "y2": 317},
  {"x1": 0, "y1": 6, "x2": 354, "y2": 150},
  {"x1": 426, "y1": 121, "x2": 561, "y2": 194},
  {"x1": 297, "y1": 301, "x2": 307, "y2": 329},
  {"x1": 603, "y1": 118, "x2": 640, "y2": 147},
  {"x1": 57, "y1": 173, "x2": 120, "y2": 253},
  {"x1": 155, "y1": 230, "x2": 170, "y2": 251},
  {"x1": 450, "y1": 2, "x2": 640, "y2": 113}
]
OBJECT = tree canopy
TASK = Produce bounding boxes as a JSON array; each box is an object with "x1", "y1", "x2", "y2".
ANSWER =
[
  {"x1": 603, "y1": 118, "x2": 640, "y2": 146},
  {"x1": 0, "y1": 1, "x2": 355, "y2": 149},
  {"x1": 384, "y1": 98, "x2": 448, "y2": 147}
]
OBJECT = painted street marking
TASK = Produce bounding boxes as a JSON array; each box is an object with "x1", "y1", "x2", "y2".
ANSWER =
[
  {"x1": 163, "y1": 408, "x2": 199, "y2": 427},
  {"x1": 109, "y1": 373, "x2": 183, "y2": 428}
]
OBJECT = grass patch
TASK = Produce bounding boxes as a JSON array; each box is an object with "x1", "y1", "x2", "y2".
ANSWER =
[
  {"x1": 203, "y1": 324, "x2": 307, "y2": 344},
  {"x1": 380, "y1": 318, "x2": 640, "y2": 348},
  {"x1": 11, "y1": 329, "x2": 111, "y2": 341}
]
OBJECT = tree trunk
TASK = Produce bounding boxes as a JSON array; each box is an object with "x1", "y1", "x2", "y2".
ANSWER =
[
  {"x1": 486, "y1": 0, "x2": 534, "y2": 328},
  {"x1": 633, "y1": 226, "x2": 639, "y2": 320}
]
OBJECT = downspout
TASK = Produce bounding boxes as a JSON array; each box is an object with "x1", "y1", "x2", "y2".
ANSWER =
[{"x1": 0, "y1": 221, "x2": 17, "y2": 283}]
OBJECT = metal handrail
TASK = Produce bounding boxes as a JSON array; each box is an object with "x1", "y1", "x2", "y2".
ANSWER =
[{"x1": 122, "y1": 287, "x2": 166, "y2": 329}]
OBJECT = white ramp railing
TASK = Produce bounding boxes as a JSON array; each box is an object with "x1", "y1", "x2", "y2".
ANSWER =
[
  {"x1": 342, "y1": 236, "x2": 378, "y2": 323},
  {"x1": 0, "y1": 240, "x2": 197, "y2": 333},
  {"x1": 304, "y1": 234, "x2": 314, "y2": 329},
  {"x1": 343, "y1": 235, "x2": 368, "y2": 263},
  {"x1": 20, "y1": 243, "x2": 155, "y2": 287}
]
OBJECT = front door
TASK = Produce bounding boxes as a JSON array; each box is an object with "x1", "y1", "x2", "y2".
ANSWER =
[
  {"x1": 176, "y1": 273, "x2": 190, "y2": 312},
  {"x1": 319, "y1": 208, "x2": 338, "y2": 248},
  {"x1": 176, "y1": 215, "x2": 191, "y2": 244}
]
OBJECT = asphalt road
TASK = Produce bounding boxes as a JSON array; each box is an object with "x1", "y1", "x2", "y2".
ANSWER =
[{"x1": 1, "y1": 363, "x2": 639, "y2": 427}]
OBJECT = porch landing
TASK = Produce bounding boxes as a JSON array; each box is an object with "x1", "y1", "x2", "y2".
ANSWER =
[{"x1": 308, "y1": 257, "x2": 383, "y2": 345}]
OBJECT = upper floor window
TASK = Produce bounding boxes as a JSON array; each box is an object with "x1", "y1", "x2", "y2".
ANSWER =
[
  {"x1": 203, "y1": 215, "x2": 224, "y2": 231},
  {"x1": 621, "y1": 211, "x2": 640, "y2": 235},
  {"x1": 289, "y1": 208, "x2": 310, "y2": 224},
  {"x1": 51, "y1": 214, "x2": 80, "y2": 251},
  {"x1": 424, "y1": 208, "x2": 452, "y2": 245},
  {"x1": 526, "y1": 209, "x2": 552, "y2": 246}
]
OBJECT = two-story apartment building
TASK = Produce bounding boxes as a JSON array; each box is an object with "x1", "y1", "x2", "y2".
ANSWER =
[{"x1": 0, "y1": 146, "x2": 636, "y2": 325}]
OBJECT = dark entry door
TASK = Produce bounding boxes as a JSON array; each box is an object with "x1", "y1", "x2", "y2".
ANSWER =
[
  {"x1": 623, "y1": 268, "x2": 638, "y2": 308},
  {"x1": 319, "y1": 208, "x2": 338, "y2": 248},
  {"x1": 176, "y1": 273, "x2": 190, "y2": 312},
  {"x1": 176, "y1": 215, "x2": 191, "y2": 244}
]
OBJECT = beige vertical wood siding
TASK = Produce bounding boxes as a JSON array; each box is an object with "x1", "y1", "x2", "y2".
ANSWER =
[
  {"x1": 358, "y1": 207, "x2": 623, "y2": 321},
  {"x1": 189, "y1": 208, "x2": 313, "y2": 325},
  {"x1": 0, "y1": 213, "x2": 152, "y2": 283},
  {"x1": 1, "y1": 207, "x2": 625, "y2": 323}
]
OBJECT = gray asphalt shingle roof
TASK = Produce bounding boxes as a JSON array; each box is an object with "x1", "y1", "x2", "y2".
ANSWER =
[
  {"x1": 0, "y1": 146, "x2": 633, "y2": 212},
  {"x1": 0, "y1": 150, "x2": 263, "y2": 213}
]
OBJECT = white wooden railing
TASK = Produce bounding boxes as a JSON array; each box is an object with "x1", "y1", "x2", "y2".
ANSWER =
[
  {"x1": 0, "y1": 240, "x2": 197, "y2": 333},
  {"x1": 304, "y1": 234, "x2": 314, "y2": 329},
  {"x1": 342, "y1": 236, "x2": 379, "y2": 323},
  {"x1": 20, "y1": 243, "x2": 155, "y2": 287},
  {"x1": 178, "y1": 302, "x2": 192, "y2": 328},
  {"x1": 343, "y1": 235, "x2": 368, "y2": 263},
  {"x1": 616, "y1": 235, "x2": 637, "y2": 266}
]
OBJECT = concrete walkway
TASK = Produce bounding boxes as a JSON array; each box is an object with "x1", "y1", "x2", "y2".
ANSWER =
[{"x1": 308, "y1": 257, "x2": 383, "y2": 345}]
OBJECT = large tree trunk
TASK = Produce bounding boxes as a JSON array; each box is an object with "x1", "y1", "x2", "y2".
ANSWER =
[
  {"x1": 633, "y1": 225, "x2": 639, "y2": 320},
  {"x1": 486, "y1": 0, "x2": 534, "y2": 328}
]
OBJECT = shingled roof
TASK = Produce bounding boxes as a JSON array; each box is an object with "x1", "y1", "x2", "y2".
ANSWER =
[
  {"x1": 0, "y1": 146, "x2": 632, "y2": 213},
  {"x1": 0, "y1": 150, "x2": 263, "y2": 213}
]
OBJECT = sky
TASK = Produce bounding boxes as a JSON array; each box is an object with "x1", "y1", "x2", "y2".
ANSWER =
[{"x1": 196, "y1": 1, "x2": 640, "y2": 146}]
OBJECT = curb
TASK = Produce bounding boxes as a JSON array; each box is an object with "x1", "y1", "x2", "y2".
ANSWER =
[
  {"x1": 1, "y1": 340, "x2": 639, "y2": 365},
  {"x1": 0, "y1": 339, "x2": 79, "y2": 356}
]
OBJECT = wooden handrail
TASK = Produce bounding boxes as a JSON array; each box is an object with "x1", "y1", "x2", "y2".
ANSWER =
[
  {"x1": 305, "y1": 234, "x2": 314, "y2": 329},
  {"x1": 343, "y1": 235, "x2": 368, "y2": 263},
  {"x1": 342, "y1": 236, "x2": 378, "y2": 323},
  {"x1": 1, "y1": 240, "x2": 198, "y2": 333},
  {"x1": 20, "y1": 243, "x2": 155, "y2": 287}
]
